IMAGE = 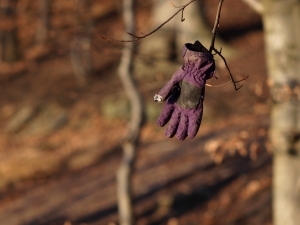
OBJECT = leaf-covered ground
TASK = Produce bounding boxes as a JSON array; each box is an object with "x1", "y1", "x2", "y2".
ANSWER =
[{"x1": 0, "y1": 0, "x2": 272, "y2": 224}]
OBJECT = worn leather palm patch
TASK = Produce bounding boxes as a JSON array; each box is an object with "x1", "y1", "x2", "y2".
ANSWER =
[{"x1": 177, "y1": 80, "x2": 202, "y2": 109}]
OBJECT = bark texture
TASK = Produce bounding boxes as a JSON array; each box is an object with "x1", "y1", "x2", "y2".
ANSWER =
[{"x1": 262, "y1": 1, "x2": 300, "y2": 225}]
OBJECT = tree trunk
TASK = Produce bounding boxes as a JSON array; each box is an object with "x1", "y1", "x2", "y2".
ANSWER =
[
  {"x1": 262, "y1": 1, "x2": 300, "y2": 225},
  {"x1": 70, "y1": 0, "x2": 93, "y2": 86},
  {"x1": 35, "y1": 0, "x2": 50, "y2": 44},
  {"x1": 117, "y1": 0, "x2": 145, "y2": 224},
  {"x1": 0, "y1": 0, "x2": 21, "y2": 63}
]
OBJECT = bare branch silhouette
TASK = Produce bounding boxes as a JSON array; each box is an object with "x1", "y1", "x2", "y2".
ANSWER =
[
  {"x1": 208, "y1": 0, "x2": 249, "y2": 90},
  {"x1": 213, "y1": 48, "x2": 249, "y2": 90},
  {"x1": 99, "y1": 0, "x2": 195, "y2": 42},
  {"x1": 100, "y1": 0, "x2": 249, "y2": 90}
]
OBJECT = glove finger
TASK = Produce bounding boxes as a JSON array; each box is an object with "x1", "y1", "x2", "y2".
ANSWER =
[
  {"x1": 188, "y1": 106, "x2": 203, "y2": 139},
  {"x1": 165, "y1": 108, "x2": 181, "y2": 138},
  {"x1": 176, "y1": 114, "x2": 188, "y2": 141},
  {"x1": 157, "y1": 102, "x2": 175, "y2": 127}
]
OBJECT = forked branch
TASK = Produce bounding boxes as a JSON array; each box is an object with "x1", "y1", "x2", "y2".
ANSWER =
[
  {"x1": 209, "y1": 0, "x2": 224, "y2": 53},
  {"x1": 100, "y1": 0, "x2": 248, "y2": 90},
  {"x1": 208, "y1": 0, "x2": 249, "y2": 90},
  {"x1": 213, "y1": 48, "x2": 249, "y2": 90}
]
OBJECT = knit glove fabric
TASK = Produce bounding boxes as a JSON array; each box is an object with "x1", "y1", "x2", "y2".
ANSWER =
[{"x1": 154, "y1": 41, "x2": 215, "y2": 140}]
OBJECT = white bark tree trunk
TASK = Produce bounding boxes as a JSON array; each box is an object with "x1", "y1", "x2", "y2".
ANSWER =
[{"x1": 262, "y1": 1, "x2": 300, "y2": 225}]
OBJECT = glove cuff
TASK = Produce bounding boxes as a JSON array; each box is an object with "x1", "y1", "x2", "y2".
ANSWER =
[{"x1": 182, "y1": 41, "x2": 213, "y2": 61}]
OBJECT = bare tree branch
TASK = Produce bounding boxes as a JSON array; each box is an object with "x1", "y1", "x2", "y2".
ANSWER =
[
  {"x1": 209, "y1": 0, "x2": 225, "y2": 52},
  {"x1": 213, "y1": 48, "x2": 249, "y2": 90},
  {"x1": 241, "y1": 0, "x2": 263, "y2": 14},
  {"x1": 208, "y1": 0, "x2": 249, "y2": 90},
  {"x1": 99, "y1": 0, "x2": 196, "y2": 42},
  {"x1": 100, "y1": 0, "x2": 248, "y2": 90}
]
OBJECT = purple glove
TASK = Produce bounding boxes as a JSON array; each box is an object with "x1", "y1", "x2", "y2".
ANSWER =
[{"x1": 154, "y1": 41, "x2": 215, "y2": 141}]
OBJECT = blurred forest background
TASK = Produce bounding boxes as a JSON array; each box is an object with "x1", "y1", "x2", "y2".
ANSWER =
[{"x1": 0, "y1": 0, "x2": 275, "y2": 224}]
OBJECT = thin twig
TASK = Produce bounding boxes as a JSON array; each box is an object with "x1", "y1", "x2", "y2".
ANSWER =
[
  {"x1": 209, "y1": 0, "x2": 224, "y2": 53},
  {"x1": 206, "y1": 77, "x2": 248, "y2": 88},
  {"x1": 99, "y1": 0, "x2": 195, "y2": 42},
  {"x1": 208, "y1": 0, "x2": 249, "y2": 90},
  {"x1": 206, "y1": 80, "x2": 233, "y2": 88},
  {"x1": 214, "y1": 48, "x2": 249, "y2": 90},
  {"x1": 169, "y1": 2, "x2": 182, "y2": 9},
  {"x1": 100, "y1": 0, "x2": 249, "y2": 90}
]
